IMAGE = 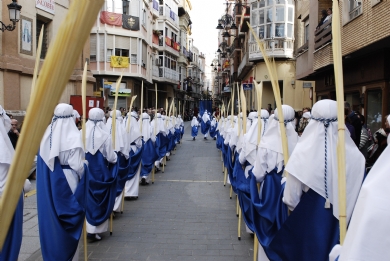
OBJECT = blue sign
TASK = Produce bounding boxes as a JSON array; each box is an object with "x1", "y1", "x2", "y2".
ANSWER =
[{"x1": 243, "y1": 83, "x2": 253, "y2": 90}]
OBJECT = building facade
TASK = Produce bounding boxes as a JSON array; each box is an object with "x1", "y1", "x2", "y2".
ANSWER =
[
  {"x1": 295, "y1": 0, "x2": 390, "y2": 133},
  {"x1": 90, "y1": 0, "x2": 205, "y2": 113},
  {"x1": 0, "y1": 0, "x2": 94, "y2": 117}
]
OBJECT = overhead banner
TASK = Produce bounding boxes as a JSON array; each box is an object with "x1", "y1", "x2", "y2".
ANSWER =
[
  {"x1": 110, "y1": 56, "x2": 129, "y2": 68},
  {"x1": 100, "y1": 11, "x2": 122, "y2": 26},
  {"x1": 122, "y1": 15, "x2": 140, "y2": 31},
  {"x1": 36, "y1": 0, "x2": 55, "y2": 14}
]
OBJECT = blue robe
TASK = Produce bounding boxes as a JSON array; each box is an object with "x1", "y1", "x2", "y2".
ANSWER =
[
  {"x1": 209, "y1": 123, "x2": 217, "y2": 138},
  {"x1": 116, "y1": 153, "x2": 131, "y2": 197},
  {"x1": 0, "y1": 192, "x2": 23, "y2": 261},
  {"x1": 269, "y1": 189, "x2": 339, "y2": 261},
  {"x1": 141, "y1": 139, "x2": 159, "y2": 176},
  {"x1": 85, "y1": 151, "x2": 118, "y2": 226},
  {"x1": 191, "y1": 126, "x2": 198, "y2": 137},
  {"x1": 200, "y1": 120, "x2": 211, "y2": 135},
  {"x1": 234, "y1": 156, "x2": 254, "y2": 233},
  {"x1": 249, "y1": 169, "x2": 288, "y2": 261},
  {"x1": 128, "y1": 143, "x2": 144, "y2": 179},
  {"x1": 36, "y1": 155, "x2": 87, "y2": 261},
  {"x1": 155, "y1": 132, "x2": 169, "y2": 159}
]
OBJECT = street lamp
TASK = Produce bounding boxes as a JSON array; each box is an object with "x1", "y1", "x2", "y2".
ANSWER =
[{"x1": 1, "y1": 0, "x2": 22, "y2": 32}]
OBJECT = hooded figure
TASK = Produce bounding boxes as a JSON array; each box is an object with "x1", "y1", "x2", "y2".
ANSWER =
[
  {"x1": 209, "y1": 117, "x2": 218, "y2": 139},
  {"x1": 329, "y1": 115, "x2": 390, "y2": 261},
  {"x1": 84, "y1": 108, "x2": 118, "y2": 241},
  {"x1": 37, "y1": 103, "x2": 87, "y2": 261},
  {"x1": 269, "y1": 100, "x2": 365, "y2": 261},
  {"x1": 0, "y1": 105, "x2": 23, "y2": 261},
  {"x1": 107, "y1": 110, "x2": 130, "y2": 212},
  {"x1": 152, "y1": 113, "x2": 169, "y2": 170},
  {"x1": 250, "y1": 105, "x2": 298, "y2": 261},
  {"x1": 191, "y1": 116, "x2": 200, "y2": 140},
  {"x1": 201, "y1": 110, "x2": 211, "y2": 139},
  {"x1": 140, "y1": 112, "x2": 158, "y2": 184},
  {"x1": 123, "y1": 111, "x2": 143, "y2": 200}
]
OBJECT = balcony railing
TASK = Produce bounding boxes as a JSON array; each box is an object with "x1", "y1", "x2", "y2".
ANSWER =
[
  {"x1": 158, "y1": 5, "x2": 179, "y2": 27},
  {"x1": 296, "y1": 42, "x2": 308, "y2": 55},
  {"x1": 165, "y1": 37, "x2": 180, "y2": 52},
  {"x1": 152, "y1": 66, "x2": 179, "y2": 82},
  {"x1": 152, "y1": 34, "x2": 159, "y2": 46},
  {"x1": 314, "y1": 19, "x2": 332, "y2": 51},
  {"x1": 249, "y1": 38, "x2": 294, "y2": 60}
]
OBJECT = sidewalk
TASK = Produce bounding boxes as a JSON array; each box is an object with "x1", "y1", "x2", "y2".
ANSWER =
[{"x1": 22, "y1": 122, "x2": 254, "y2": 261}]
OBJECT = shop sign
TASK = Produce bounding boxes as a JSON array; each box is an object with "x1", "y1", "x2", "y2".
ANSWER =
[{"x1": 36, "y1": 0, "x2": 55, "y2": 14}]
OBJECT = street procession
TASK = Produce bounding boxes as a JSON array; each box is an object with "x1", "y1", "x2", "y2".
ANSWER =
[{"x1": 1, "y1": 0, "x2": 390, "y2": 260}]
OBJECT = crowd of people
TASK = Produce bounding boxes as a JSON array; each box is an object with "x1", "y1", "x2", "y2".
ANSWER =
[
  {"x1": 0, "y1": 103, "x2": 185, "y2": 260},
  {"x1": 214, "y1": 99, "x2": 389, "y2": 261}
]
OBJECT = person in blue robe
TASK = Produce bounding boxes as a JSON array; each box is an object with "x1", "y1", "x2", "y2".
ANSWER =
[
  {"x1": 191, "y1": 116, "x2": 199, "y2": 140},
  {"x1": 209, "y1": 117, "x2": 217, "y2": 140},
  {"x1": 0, "y1": 105, "x2": 23, "y2": 261},
  {"x1": 251, "y1": 105, "x2": 298, "y2": 261},
  {"x1": 140, "y1": 112, "x2": 158, "y2": 184},
  {"x1": 37, "y1": 103, "x2": 88, "y2": 261},
  {"x1": 270, "y1": 100, "x2": 365, "y2": 261},
  {"x1": 151, "y1": 113, "x2": 167, "y2": 172},
  {"x1": 106, "y1": 110, "x2": 130, "y2": 213},
  {"x1": 201, "y1": 110, "x2": 211, "y2": 140},
  {"x1": 124, "y1": 111, "x2": 143, "y2": 199},
  {"x1": 84, "y1": 108, "x2": 118, "y2": 241}
]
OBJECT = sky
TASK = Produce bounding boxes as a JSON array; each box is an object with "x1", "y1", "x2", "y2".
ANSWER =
[{"x1": 190, "y1": 0, "x2": 226, "y2": 84}]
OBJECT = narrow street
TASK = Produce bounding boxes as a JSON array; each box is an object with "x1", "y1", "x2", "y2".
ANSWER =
[{"x1": 23, "y1": 122, "x2": 254, "y2": 261}]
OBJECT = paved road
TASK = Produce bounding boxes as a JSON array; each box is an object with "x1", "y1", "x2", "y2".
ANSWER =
[{"x1": 23, "y1": 122, "x2": 254, "y2": 261}]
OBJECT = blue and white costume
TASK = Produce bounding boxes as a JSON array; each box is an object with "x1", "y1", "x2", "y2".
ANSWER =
[
  {"x1": 0, "y1": 105, "x2": 23, "y2": 261},
  {"x1": 191, "y1": 116, "x2": 200, "y2": 139}
]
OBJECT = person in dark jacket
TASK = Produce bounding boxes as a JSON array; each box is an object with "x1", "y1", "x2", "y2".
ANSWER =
[{"x1": 344, "y1": 101, "x2": 362, "y2": 147}]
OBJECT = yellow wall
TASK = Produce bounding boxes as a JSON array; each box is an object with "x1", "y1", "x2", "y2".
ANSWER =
[{"x1": 252, "y1": 61, "x2": 315, "y2": 111}]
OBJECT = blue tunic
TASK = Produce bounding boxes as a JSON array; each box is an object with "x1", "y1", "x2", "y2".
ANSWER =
[
  {"x1": 209, "y1": 123, "x2": 217, "y2": 138},
  {"x1": 155, "y1": 132, "x2": 169, "y2": 159},
  {"x1": 269, "y1": 189, "x2": 339, "y2": 261},
  {"x1": 141, "y1": 139, "x2": 159, "y2": 176},
  {"x1": 36, "y1": 155, "x2": 87, "y2": 261},
  {"x1": 249, "y1": 169, "x2": 288, "y2": 261},
  {"x1": 200, "y1": 120, "x2": 210, "y2": 135},
  {"x1": 85, "y1": 151, "x2": 118, "y2": 226},
  {"x1": 191, "y1": 126, "x2": 198, "y2": 137},
  {"x1": 116, "y1": 153, "x2": 131, "y2": 197},
  {"x1": 0, "y1": 192, "x2": 23, "y2": 261},
  {"x1": 128, "y1": 143, "x2": 144, "y2": 179}
]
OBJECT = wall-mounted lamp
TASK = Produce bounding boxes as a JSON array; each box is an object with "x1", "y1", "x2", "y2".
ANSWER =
[{"x1": 1, "y1": 0, "x2": 22, "y2": 32}]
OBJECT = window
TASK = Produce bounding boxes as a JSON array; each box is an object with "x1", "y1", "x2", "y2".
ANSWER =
[
  {"x1": 349, "y1": 0, "x2": 362, "y2": 20},
  {"x1": 275, "y1": 24, "x2": 284, "y2": 37},
  {"x1": 115, "y1": 48, "x2": 129, "y2": 57},
  {"x1": 275, "y1": 7, "x2": 284, "y2": 21},
  {"x1": 36, "y1": 17, "x2": 50, "y2": 59},
  {"x1": 123, "y1": 0, "x2": 130, "y2": 15},
  {"x1": 366, "y1": 89, "x2": 382, "y2": 133},
  {"x1": 142, "y1": 9, "x2": 146, "y2": 26},
  {"x1": 304, "y1": 17, "x2": 309, "y2": 44},
  {"x1": 107, "y1": 49, "x2": 113, "y2": 62}
]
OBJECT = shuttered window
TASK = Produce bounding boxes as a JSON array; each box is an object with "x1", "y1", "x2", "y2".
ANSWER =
[
  {"x1": 130, "y1": 38, "x2": 138, "y2": 64},
  {"x1": 107, "y1": 34, "x2": 114, "y2": 49},
  {"x1": 90, "y1": 34, "x2": 97, "y2": 56},
  {"x1": 116, "y1": 36, "x2": 129, "y2": 50},
  {"x1": 142, "y1": 42, "x2": 147, "y2": 66},
  {"x1": 99, "y1": 34, "x2": 105, "y2": 61}
]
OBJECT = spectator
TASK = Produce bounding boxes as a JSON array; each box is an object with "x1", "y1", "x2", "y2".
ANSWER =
[
  {"x1": 356, "y1": 112, "x2": 370, "y2": 159},
  {"x1": 297, "y1": 110, "x2": 311, "y2": 136},
  {"x1": 267, "y1": 104, "x2": 272, "y2": 115},
  {"x1": 316, "y1": 10, "x2": 328, "y2": 30},
  {"x1": 323, "y1": 8, "x2": 332, "y2": 23},
  {"x1": 344, "y1": 101, "x2": 362, "y2": 146},
  {"x1": 8, "y1": 119, "x2": 20, "y2": 148},
  {"x1": 345, "y1": 109, "x2": 356, "y2": 142}
]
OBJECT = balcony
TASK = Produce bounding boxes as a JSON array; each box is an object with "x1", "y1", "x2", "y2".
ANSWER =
[
  {"x1": 238, "y1": 51, "x2": 253, "y2": 79},
  {"x1": 152, "y1": 34, "x2": 159, "y2": 46},
  {"x1": 314, "y1": 19, "x2": 332, "y2": 51},
  {"x1": 249, "y1": 38, "x2": 294, "y2": 61},
  {"x1": 239, "y1": 6, "x2": 250, "y2": 33},
  {"x1": 296, "y1": 42, "x2": 308, "y2": 56},
  {"x1": 152, "y1": 0, "x2": 159, "y2": 19},
  {"x1": 158, "y1": 5, "x2": 179, "y2": 27},
  {"x1": 165, "y1": 37, "x2": 180, "y2": 53},
  {"x1": 228, "y1": 40, "x2": 242, "y2": 57},
  {"x1": 152, "y1": 66, "x2": 179, "y2": 82}
]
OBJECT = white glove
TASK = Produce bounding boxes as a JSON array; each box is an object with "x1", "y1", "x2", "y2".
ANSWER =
[
  {"x1": 281, "y1": 177, "x2": 287, "y2": 185},
  {"x1": 83, "y1": 160, "x2": 89, "y2": 167}
]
